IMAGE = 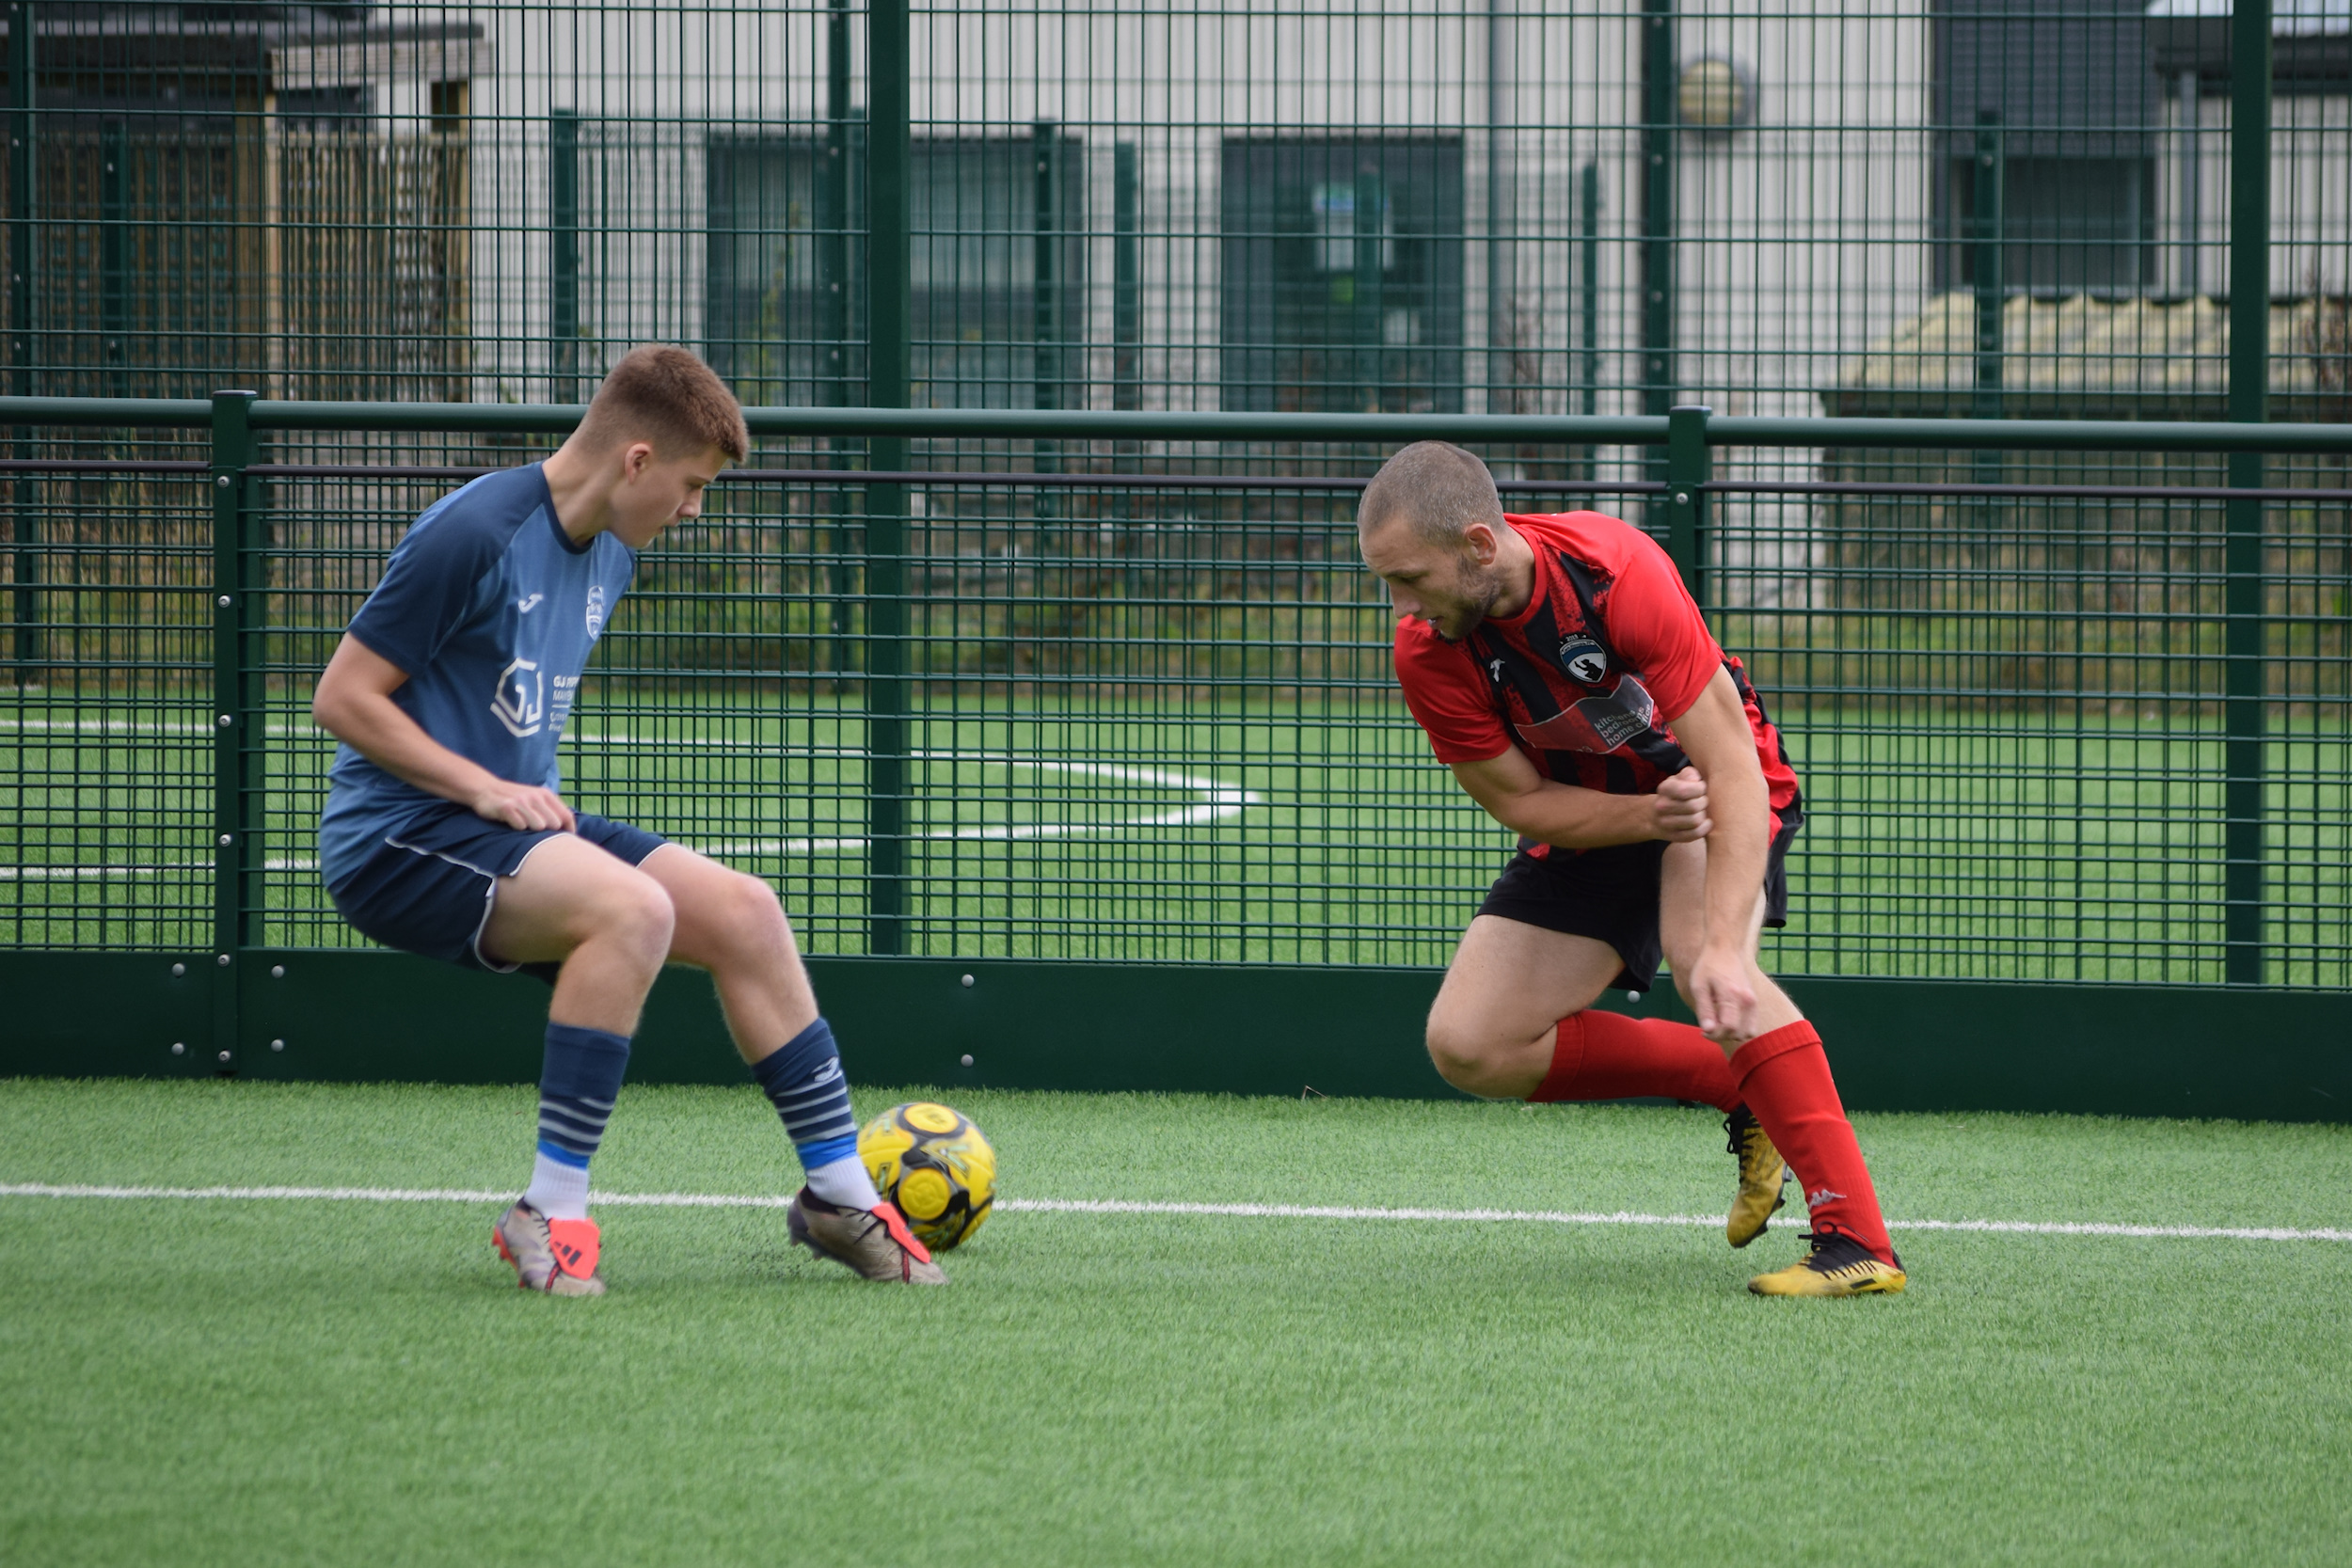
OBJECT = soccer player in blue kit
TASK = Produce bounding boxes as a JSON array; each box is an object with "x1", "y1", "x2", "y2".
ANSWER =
[{"x1": 310, "y1": 345, "x2": 943, "y2": 1292}]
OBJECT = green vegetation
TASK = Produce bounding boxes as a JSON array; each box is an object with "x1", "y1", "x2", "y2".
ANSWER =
[{"x1": 2, "y1": 1078, "x2": 2347, "y2": 1566}]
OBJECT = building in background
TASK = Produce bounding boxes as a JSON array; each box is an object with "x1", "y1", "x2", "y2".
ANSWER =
[{"x1": 0, "y1": 1, "x2": 2341, "y2": 424}]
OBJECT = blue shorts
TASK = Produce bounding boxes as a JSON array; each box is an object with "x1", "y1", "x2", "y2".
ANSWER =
[{"x1": 325, "y1": 801, "x2": 668, "y2": 974}]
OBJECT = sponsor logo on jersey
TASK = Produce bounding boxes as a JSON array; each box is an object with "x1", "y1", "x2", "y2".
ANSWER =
[
  {"x1": 492, "y1": 657, "x2": 546, "y2": 738},
  {"x1": 1512, "y1": 673, "x2": 1658, "y2": 755},
  {"x1": 1556, "y1": 633, "x2": 1608, "y2": 686},
  {"x1": 516, "y1": 594, "x2": 544, "y2": 614},
  {"x1": 585, "y1": 584, "x2": 607, "y2": 639}
]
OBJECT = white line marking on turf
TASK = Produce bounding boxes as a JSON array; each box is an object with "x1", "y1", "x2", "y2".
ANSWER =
[
  {"x1": 0, "y1": 737, "x2": 1259, "y2": 875},
  {"x1": 0, "y1": 1183, "x2": 2345, "y2": 1243}
]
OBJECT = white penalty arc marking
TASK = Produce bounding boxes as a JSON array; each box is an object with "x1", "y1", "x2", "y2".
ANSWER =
[
  {"x1": 0, "y1": 1183, "x2": 2345, "y2": 1244},
  {"x1": 0, "y1": 744, "x2": 1260, "y2": 878}
]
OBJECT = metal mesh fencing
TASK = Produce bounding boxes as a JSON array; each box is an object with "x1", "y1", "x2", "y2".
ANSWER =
[
  {"x1": 2, "y1": 412, "x2": 2345, "y2": 990},
  {"x1": 0, "y1": 2, "x2": 2342, "y2": 424}
]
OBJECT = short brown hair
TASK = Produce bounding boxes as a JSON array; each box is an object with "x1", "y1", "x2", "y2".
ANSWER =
[
  {"x1": 573, "y1": 344, "x2": 749, "y2": 463},
  {"x1": 1358, "y1": 441, "x2": 1504, "y2": 547}
]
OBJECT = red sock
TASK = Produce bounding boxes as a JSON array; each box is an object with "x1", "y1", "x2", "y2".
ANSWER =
[
  {"x1": 1727, "y1": 1022, "x2": 1894, "y2": 1263},
  {"x1": 1528, "y1": 1010, "x2": 1740, "y2": 1112}
]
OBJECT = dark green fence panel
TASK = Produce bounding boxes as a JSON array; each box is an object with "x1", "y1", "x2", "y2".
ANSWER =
[{"x1": 1, "y1": 399, "x2": 2347, "y2": 1117}]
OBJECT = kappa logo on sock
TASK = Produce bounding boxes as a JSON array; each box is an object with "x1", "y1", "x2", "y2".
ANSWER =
[{"x1": 1807, "y1": 1188, "x2": 1848, "y2": 1205}]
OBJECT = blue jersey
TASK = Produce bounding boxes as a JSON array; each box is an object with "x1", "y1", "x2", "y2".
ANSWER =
[{"x1": 318, "y1": 465, "x2": 637, "y2": 889}]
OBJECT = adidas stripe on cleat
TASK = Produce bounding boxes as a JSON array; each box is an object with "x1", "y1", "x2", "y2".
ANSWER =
[
  {"x1": 1723, "y1": 1104, "x2": 1788, "y2": 1249},
  {"x1": 494, "y1": 1200, "x2": 607, "y2": 1296},
  {"x1": 787, "y1": 1191, "x2": 946, "y2": 1284},
  {"x1": 1747, "y1": 1229, "x2": 1907, "y2": 1297}
]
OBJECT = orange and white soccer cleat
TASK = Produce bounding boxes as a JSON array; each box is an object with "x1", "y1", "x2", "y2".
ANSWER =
[
  {"x1": 493, "y1": 1200, "x2": 607, "y2": 1297},
  {"x1": 787, "y1": 1191, "x2": 947, "y2": 1284}
]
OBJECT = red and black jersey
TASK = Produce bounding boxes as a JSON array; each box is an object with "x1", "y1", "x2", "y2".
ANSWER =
[{"x1": 1392, "y1": 512, "x2": 1802, "y2": 854}]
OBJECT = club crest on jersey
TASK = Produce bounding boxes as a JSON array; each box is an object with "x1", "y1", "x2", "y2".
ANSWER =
[
  {"x1": 492, "y1": 657, "x2": 546, "y2": 738},
  {"x1": 585, "y1": 584, "x2": 608, "y2": 639},
  {"x1": 1557, "y1": 633, "x2": 1608, "y2": 686}
]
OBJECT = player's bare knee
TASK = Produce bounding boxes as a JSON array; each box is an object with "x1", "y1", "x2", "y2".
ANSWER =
[
  {"x1": 595, "y1": 874, "x2": 675, "y2": 969},
  {"x1": 1424, "y1": 1016, "x2": 1500, "y2": 1092}
]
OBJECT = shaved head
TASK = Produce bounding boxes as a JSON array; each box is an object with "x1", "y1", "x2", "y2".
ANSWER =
[{"x1": 1357, "y1": 441, "x2": 1505, "y2": 547}]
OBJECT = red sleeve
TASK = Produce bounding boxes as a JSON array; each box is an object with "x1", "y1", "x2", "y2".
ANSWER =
[
  {"x1": 1600, "y1": 526, "x2": 1723, "y2": 721},
  {"x1": 1392, "y1": 617, "x2": 1512, "y2": 764}
]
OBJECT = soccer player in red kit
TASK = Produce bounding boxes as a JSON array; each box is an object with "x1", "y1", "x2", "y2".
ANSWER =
[{"x1": 1359, "y1": 441, "x2": 1904, "y2": 1296}]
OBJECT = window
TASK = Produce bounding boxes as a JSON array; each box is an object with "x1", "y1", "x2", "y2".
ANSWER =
[
  {"x1": 1933, "y1": 0, "x2": 2160, "y2": 294},
  {"x1": 707, "y1": 131, "x2": 1085, "y2": 409},
  {"x1": 1951, "y1": 154, "x2": 2155, "y2": 294},
  {"x1": 1220, "y1": 136, "x2": 1464, "y2": 414}
]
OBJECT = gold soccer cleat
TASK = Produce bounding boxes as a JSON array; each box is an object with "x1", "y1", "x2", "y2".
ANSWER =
[
  {"x1": 1748, "y1": 1230, "x2": 1907, "y2": 1297},
  {"x1": 1723, "y1": 1105, "x2": 1788, "y2": 1248}
]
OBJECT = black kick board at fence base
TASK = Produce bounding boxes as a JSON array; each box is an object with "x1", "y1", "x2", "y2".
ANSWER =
[{"x1": 0, "y1": 951, "x2": 2345, "y2": 1125}]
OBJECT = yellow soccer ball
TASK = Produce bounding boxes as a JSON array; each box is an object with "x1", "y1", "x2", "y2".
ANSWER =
[{"x1": 857, "y1": 1101, "x2": 996, "y2": 1251}]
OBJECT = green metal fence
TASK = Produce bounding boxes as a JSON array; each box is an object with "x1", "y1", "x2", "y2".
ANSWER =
[
  {"x1": 0, "y1": 2, "x2": 2343, "y2": 417},
  {"x1": 0, "y1": 0, "x2": 2346, "y2": 1114},
  {"x1": 3, "y1": 398, "x2": 2348, "y2": 1112}
]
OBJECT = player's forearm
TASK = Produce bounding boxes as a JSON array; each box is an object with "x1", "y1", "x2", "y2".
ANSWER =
[
  {"x1": 314, "y1": 687, "x2": 507, "y2": 809},
  {"x1": 1477, "y1": 779, "x2": 1662, "y2": 850},
  {"x1": 1698, "y1": 764, "x2": 1770, "y2": 949}
]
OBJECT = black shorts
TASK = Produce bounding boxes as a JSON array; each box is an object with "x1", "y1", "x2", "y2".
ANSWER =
[
  {"x1": 1475, "y1": 813, "x2": 1800, "y2": 993},
  {"x1": 326, "y1": 800, "x2": 668, "y2": 974}
]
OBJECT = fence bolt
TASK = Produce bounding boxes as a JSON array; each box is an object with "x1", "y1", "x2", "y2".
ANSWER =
[
  {"x1": 961, "y1": 1054, "x2": 975, "y2": 1068},
  {"x1": 217, "y1": 833, "x2": 230, "y2": 847},
  {"x1": 216, "y1": 713, "x2": 230, "y2": 727},
  {"x1": 217, "y1": 1051, "x2": 230, "y2": 1065},
  {"x1": 215, "y1": 954, "x2": 230, "y2": 967},
  {"x1": 215, "y1": 474, "x2": 230, "y2": 488},
  {"x1": 171, "y1": 1042, "x2": 185, "y2": 1056},
  {"x1": 270, "y1": 965, "x2": 284, "y2": 979},
  {"x1": 171, "y1": 962, "x2": 184, "y2": 977},
  {"x1": 215, "y1": 594, "x2": 230, "y2": 608},
  {"x1": 270, "y1": 1039, "x2": 285, "y2": 1053},
  {"x1": 961, "y1": 973, "x2": 975, "y2": 988}
]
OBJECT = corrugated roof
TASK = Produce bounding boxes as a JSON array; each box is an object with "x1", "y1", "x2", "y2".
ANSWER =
[{"x1": 1825, "y1": 293, "x2": 2352, "y2": 419}]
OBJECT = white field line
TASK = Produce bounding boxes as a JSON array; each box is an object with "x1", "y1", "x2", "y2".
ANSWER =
[
  {"x1": 0, "y1": 1182, "x2": 2345, "y2": 1244},
  {"x1": 0, "y1": 742, "x2": 1260, "y2": 877}
]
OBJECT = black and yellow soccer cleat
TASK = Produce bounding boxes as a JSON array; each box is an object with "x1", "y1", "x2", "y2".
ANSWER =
[
  {"x1": 1723, "y1": 1105, "x2": 1787, "y2": 1248},
  {"x1": 1748, "y1": 1230, "x2": 1907, "y2": 1297}
]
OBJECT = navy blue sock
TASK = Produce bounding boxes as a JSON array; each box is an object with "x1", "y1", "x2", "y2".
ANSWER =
[
  {"x1": 535, "y1": 1022, "x2": 632, "y2": 1166},
  {"x1": 751, "y1": 1018, "x2": 860, "y2": 1170}
]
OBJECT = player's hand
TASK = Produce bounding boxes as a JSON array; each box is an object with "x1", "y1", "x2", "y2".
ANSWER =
[
  {"x1": 1649, "y1": 767, "x2": 1712, "y2": 842},
  {"x1": 1688, "y1": 945, "x2": 1760, "y2": 1046},
  {"x1": 470, "y1": 780, "x2": 576, "y2": 833}
]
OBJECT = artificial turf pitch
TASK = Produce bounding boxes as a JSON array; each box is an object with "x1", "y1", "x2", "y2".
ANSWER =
[{"x1": 3, "y1": 1079, "x2": 2347, "y2": 1566}]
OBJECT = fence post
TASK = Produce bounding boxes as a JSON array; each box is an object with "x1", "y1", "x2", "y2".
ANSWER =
[
  {"x1": 1664, "y1": 404, "x2": 1710, "y2": 607},
  {"x1": 548, "y1": 109, "x2": 580, "y2": 403},
  {"x1": 820, "y1": 0, "x2": 855, "y2": 690},
  {"x1": 2224, "y1": 0, "x2": 2271, "y2": 985},
  {"x1": 1639, "y1": 0, "x2": 1677, "y2": 531},
  {"x1": 865, "y1": 0, "x2": 911, "y2": 956},
  {"x1": 1970, "y1": 111, "x2": 2004, "y2": 421},
  {"x1": 8, "y1": 1, "x2": 35, "y2": 682},
  {"x1": 1113, "y1": 142, "x2": 1139, "y2": 412},
  {"x1": 210, "y1": 389, "x2": 257, "y2": 1068},
  {"x1": 1032, "y1": 119, "x2": 1059, "y2": 546}
]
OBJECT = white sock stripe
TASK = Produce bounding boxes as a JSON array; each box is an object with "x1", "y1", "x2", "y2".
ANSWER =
[
  {"x1": 783, "y1": 1112, "x2": 859, "y2": 1137},
  {"x1": 541, "y1": 1093, "x2": 616, "y2": 1116},
  {"x1": 1, "y1": 1182, "x2": 2348, "y2": 1244},
  {"x1": 537, "y1": 1105, "x2": 612, "y2": 1136},
  {"x1": 771, "y1": 1082, "x2": 851, "y2": 1113}
]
